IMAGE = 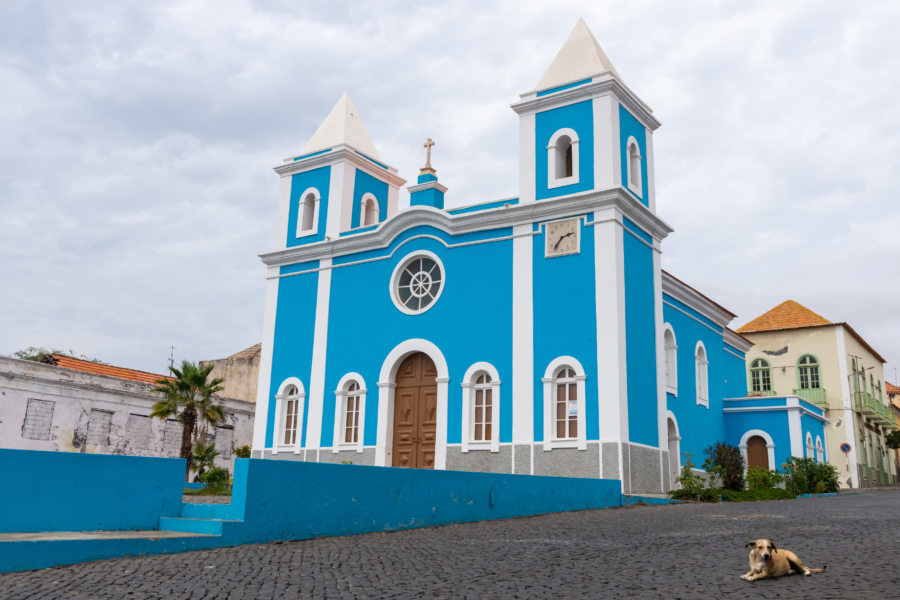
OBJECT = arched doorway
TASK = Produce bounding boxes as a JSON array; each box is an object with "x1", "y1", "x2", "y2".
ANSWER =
[
  {"x1": 667, "y1": 417, "x2": 680, "y2": 488},
  {"x1": 391, "y1": 352, "x2": 437, "y2": 469},
  {"x1": 746, "y1": 435, "x2": 769, "y2": 470}
]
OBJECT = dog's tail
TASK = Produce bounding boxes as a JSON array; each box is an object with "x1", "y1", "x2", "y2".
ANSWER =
[{"x1": 809, "y1": 566, "x2": 826, "y2": 573}]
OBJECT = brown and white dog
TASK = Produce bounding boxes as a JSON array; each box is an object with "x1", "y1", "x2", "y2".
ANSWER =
[{"x1": 741, "y1": 539, "x2": 826, "y2": 581}]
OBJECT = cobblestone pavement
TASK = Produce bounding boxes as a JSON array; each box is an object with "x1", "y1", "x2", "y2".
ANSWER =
[{"x1": 2, "y1": 489, "x2": 899, "y2": 599}]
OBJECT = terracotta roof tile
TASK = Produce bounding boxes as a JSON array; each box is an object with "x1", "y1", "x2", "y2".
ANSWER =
[
  {"x1": 887, "y1": 382, "x2": 900, "y2": 396},
  {"x1": 41, "y1": 354, "x2": 170, "y2": 385},
  {"x1": 736, "y1": 300, "x2": 831, "y2": 333}
]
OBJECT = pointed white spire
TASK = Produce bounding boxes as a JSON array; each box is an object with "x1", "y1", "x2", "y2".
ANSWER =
[
  {"x1": 301, "y1": 92, "x2": 382, "y2": 160},
  {"x1": 536, "y1": 18, "x2": 622, "y2": 90}
]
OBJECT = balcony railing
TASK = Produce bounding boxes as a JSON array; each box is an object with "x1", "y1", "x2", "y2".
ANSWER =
[
  {"x1": 792, "y1": 387, "x2": 827, "y2": 408},
  {"x1": 856, "y1": 391, "x2": 896, "y2": 429},
  {"x1": 747, "y1": 389, "x2": 777, "y2": 397}
]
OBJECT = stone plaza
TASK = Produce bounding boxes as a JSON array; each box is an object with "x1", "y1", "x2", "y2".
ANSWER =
[{"x1": 2, "y1": 489, "x2": 898, "y2": 599}]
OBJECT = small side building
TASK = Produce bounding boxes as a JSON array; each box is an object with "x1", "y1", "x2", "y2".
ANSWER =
[{"x1": 0, "y1": 354, "x2": 255, "y2": 473}]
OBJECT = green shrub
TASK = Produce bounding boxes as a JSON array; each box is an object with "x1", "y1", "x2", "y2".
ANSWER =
[
  {"x1": 199, "y1": 467, "x2": 230, "y2": 488},
  {"x1": 746, "y1": 466, "x2": 782, "y2": 490},
  {"x1": 702, "y1": 442, "x2": 745, "y2": 491},
  {"x1": 886, "y1": 431, "x2": 900, "y2": 450},
  {"x1": 783, "y1": 457, "x2": 839, "y2": 494},
  {"x1": 674, "y1": 453, "x2": 704, "y2": 491},
  {"x1": 235, "y1": 445, "x2": 251, "y2": 458},
  {"x1": 721, "y1": 488, "x2": 795, "y2": 502}
]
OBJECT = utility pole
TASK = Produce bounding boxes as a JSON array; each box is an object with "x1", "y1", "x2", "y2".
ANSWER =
[{"x1": 168, "y1": 345, "x2": 175, "y2": 371}]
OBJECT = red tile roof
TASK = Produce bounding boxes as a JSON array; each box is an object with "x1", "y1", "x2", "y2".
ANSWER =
[
  {"x1": 736, "y1": 300, "x2": 831, "y2": 333},
  {"x1": 41, "y1": 354, "x2": 171, "y2": 385},
  {"x1": 887, "y1": 382, "x2": 900, "y2": 396}
]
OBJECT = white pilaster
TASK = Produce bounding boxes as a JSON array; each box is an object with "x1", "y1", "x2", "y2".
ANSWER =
[
  {"x1": 435, "y1": 376, "x2": 449, "y2": 470},
  {"x1": 518, "y1": 113, "x2": 536, "y2": 203},
  {"x1": 251, "y1": 266, "x2": 281, "y2": 451},
  {"x1": 653, "y1": 240, "x2": 666, "y2": 450},
  {"x1": 835, "y1": 326, "x2": 860, "y2": 488},
  {"x1": 644, "y1": 128, "x2": 657, "y2": 212},
  {"x1": 512, "y1": 224, "x2": 534, "y2": 455},
  {"x1": 275, "y1": 175, "x2": 292, "y2": 247},
  {"x1": 610, "y1": 101, "x2": 622, "y2": 188},
  {"x1": 327, "y1": 163, "x2": 355, "y2": 237},
  {"x1": 305, "y1": 257, "x2": 333, "y2": 450},
  {"x1": 787, "y1": 396, "x2": 803, "y2": 457},
  {"x1": 592, "y1": 95, "x2": 615, "y2": 190}
]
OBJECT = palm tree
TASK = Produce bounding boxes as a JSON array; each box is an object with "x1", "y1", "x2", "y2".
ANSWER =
[
  {"x1": 151, "y1": 360, "x2": 225, "y2": 480},
  {"x1": 192, "y1": 442, "x2": 221, "y2": 481}
]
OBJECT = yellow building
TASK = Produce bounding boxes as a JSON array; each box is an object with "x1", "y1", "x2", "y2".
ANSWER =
[
  {"x1": 737, "y1": 300, "x2": 894, "y2": 488},
  {"x1": 888, "y1": 382, "x2": 900, "y2": 481}
]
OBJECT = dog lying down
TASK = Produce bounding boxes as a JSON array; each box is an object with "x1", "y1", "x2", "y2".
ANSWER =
[{"x1": 741, "y1": 539, "x2": 826, "y2": 581}]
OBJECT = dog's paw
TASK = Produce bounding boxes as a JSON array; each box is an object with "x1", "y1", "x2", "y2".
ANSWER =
[{"x1": 803, "y1": 571, "x2": 812, "y2": 576}]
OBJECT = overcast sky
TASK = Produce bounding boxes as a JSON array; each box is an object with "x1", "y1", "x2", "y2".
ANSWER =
[{"x1": 2, "y1": 1, "x2": 899, "y2": 383}]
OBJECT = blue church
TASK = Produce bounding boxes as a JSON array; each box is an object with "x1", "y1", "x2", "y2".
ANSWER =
[{"x1": 249, "y1": 20, "x2": 828, "y2": 494}]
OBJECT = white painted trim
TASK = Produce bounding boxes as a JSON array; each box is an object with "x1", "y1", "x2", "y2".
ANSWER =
[
  {"x1": 305, "y1": 257, "x2": 332, "y2": 451},
  {"x1": 661, "y1": 271, "x2": 735, "y2": 328},
  {"x1": 815, "y1": 435, "x2": 825, "y2": 463},
  {"x1": 592, "y1": 95, "x2": 614, "y2": 191},
  {"x1": 547, "y1": 127, "x2": 580, "y2": 189},
  {"x1": 375, "y1": 338, "x2": 450, "y2": 470},
  {"x1": 835, "y1": 327, "x2": 860, "y2": 487},
  {"x1": 665, "y1": 410, "x2": 681, "y2": 480},
  {"x1": 653, "y1": 243, "x2": 666, "y2": 492},
  {"x1": 512, "y1": 224, "x2": 534, "y2": 460},
  {"x1": 644, "y1": 126, "x2": 656, "y2": 212},
  {"x1": 360, "y1": 193, "x2": 379, "y2": 227},
  {"x1": 295, "y1": 187, "x2": 321, "y2": 238},
  {"x1": 252, "y1": 266, "x2": 280, "y2": 451},
  {"x1": 275, "y1": 175, "x2": 293, "y2": 248},
  {"x1": 388, "y1": 250, "x2": 445, "y2": 316},
  {"x1": 625, "y1": 136, "x2": 642, "y2": 197},
  {"x1": 542, "y1": 356, "x2": 587, "y2": 451},
  {"x1": 739, "y1": 429, "x2": 776, "y2": 471},
  {"x1": 787, "y1": 396, "x2": 803, "y2": 458},
  {"x1": 806, "y1": 431, "x2": 815, "y2": 459},
  {"x1": 662, "y1": 323, "x2": 678, "y2": 396},
  {"x1": 722, "y1": 404, "x2": 829, "y2": 423},
  {"x1": 333, "y1": 372, "x2": 366, "y2": 453},
  {"x1": 278, "y1": 145, "x2": 406, "y2": 188},
  {"x1": 272, "y1": 378, "x2": 305, "y2": 455},
  {"x1": 460, "y1": 362, "x2": 501, "y2": 453},
  {"x1": 518, "y1": 113, "x2": 536, "y2": 204},
  {"x1": 695, "y1": 340, "x2": 709, "y2": 408}
]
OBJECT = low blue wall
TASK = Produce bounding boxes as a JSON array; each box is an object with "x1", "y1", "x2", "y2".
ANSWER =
[
  {"x1": 0, "y1": 449, "x2": 185, "y2": 533},
  {"x1": 224, "y1": 459, "x2": 623, "y2": 544}
]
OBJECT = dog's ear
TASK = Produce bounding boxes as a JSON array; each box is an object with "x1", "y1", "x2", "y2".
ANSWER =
[
  {"x1": 745, "y1": 541, "x2": 756, "y2": 548},
  {"x1": 770, "y1": 541, "x2": 777, "y2": 552}
]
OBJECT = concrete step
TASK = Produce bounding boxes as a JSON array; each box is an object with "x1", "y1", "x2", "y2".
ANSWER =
[
  {"x1": 181, "y1": 502, "x2": 242, "y2": 521},
  {"x1": 158, "y1": 517, "x2": 231, "y2": 536}
]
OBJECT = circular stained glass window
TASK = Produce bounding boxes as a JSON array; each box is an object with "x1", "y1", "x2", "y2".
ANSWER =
[{"x1": 392, "y1": 253, "x2": 444, "y2": 314}]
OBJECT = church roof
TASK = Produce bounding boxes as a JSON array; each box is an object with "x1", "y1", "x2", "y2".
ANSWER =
[
  {"x1": 40, "y1": 354, "x2": 170, "y2": 385},
  {"x1": 301, "y1": 92, "x2": 382, "y2": 160},
  {"x1": 536, "y1": 18, "x2": 622, "y2": 91},
  {"x1": 736, "y1": 300, "x2": 831, "y2": 334}
]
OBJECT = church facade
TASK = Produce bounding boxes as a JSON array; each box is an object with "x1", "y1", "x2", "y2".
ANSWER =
[{"x1": 249, "y1": 20, "x2": 827, "y2": 494}]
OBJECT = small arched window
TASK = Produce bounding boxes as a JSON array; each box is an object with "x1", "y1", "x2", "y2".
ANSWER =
[
  {"x1": 815, "y1": 436, "x2": 824, "y2": 463},
  {"x1": 806, "y1": 432, "x2": 815, "y2": 459},
  {"x1": 361, "y1": 194, "x2": 379, "y2": 227},
  {"x1": 554, "y1": 366, "x2": 578, "y2": 440},
  {"x1": 663, "y1": 325, "x2": 677, "y2": 394},
  {"x1": 750, "y1": 359, "x2": 772, "y2": 394},
  {"x1": 471, "y1": 372, "x2": 493, "y2": 443},
  {"x1": 296, "y1": 187, "x2": 320, "y2": 236},
  {"x1": 333, "y1": 374, "x2": 367, "y2": 452},
  {"x1": 542, "y1": 357, "x2": 586, "y2": 449},
  {"x1": 797, "y1": 355, "x2": 821, "y2": 389},
  {"x1": 280, "y1": 384, "x2": 301, "y2": 446},
  {"x1": 461, "y1": 362, "x2": 501, "y2": 452},
  {"x1": 546, "y1": 128, "x2": 579, "y2": 189},
  {"x1": 695, "y1": 342, "x2": 708, "y2": 407},
  {"x1": 626, "y1": 136, "x2": 642, "y2": 196},
  {"x1": 342, "y1": 381, "x2": 361, "y2": 444}
]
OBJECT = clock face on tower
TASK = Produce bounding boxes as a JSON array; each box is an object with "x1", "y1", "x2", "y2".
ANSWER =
[{"x1": 545, "y1": 218, "x2": 579, "y2": 257}]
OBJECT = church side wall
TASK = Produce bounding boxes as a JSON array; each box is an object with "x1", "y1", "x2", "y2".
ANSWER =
[{"x1": 534, "y1": 100, "x2": 594, "y2": 200}]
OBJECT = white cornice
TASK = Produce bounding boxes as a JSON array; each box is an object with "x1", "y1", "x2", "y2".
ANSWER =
[
  {"x1": 724, "y1": 328, "x2": 754, "y2": 352},
  {"x1": 511, "y1": 77, "x2": 660, "y2": 131},
  {"x1": 274, "y1": 145, "x2": 407, "y2": 188},
  {"x1": 408, "y1": 180, "x2": 448, "y2": 194},
  {"x1": 662, "y1": 272, "x2": 735, "y2": 329},
  {"x1": 259, "y1": 187, "x2": 672, "y2": 268}
]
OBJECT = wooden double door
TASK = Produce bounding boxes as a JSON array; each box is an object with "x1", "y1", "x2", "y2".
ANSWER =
[{"x1": 391, "y1": 353, "x2": 437, "y2": 469}]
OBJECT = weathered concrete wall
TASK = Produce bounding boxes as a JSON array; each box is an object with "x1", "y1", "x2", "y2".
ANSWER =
[
  {"x1": 0, "y1": 356, "x2": 255, "y2": 472},
  {"x1": 199, "y1": 344, "x2": 260, "y2": 404}
]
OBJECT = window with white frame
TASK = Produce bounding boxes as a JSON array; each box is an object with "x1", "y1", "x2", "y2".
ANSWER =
[
  {"x1": 334, "y1": 374, "x2": 366, "y2": 452},
  {"x1": 663, "y1": 325, "x2": 677, "y2": 393},
  {"x1": 695, "y1": 342, "x2": 708, "y2": 407},
  {"x1": 815, "y1": 436, "x2": 824, "y2": 463},
  {"x1": 553, "y1": 367, "x2": 578, "y2": 440},
  {"x1": 361, "y1": 195, "x2": 379, "y2": 227},
  {"x1": 750, "y1": 358, "x2": 772, "y2": 394},
  {"x1": 797, "y1": 354, "x2": 821, "y2": 389},
  {"x1": 280, "y1": 384, "x2": 301, "y2": 446},
  {"x1": 471, "y1": 373, "x2": 493, "y2": 442},
  {"x1": 547, "y1": 128, "x2": 580, "y2": 189},
  {"x1": 542, "y1": 357, "x2": 587, "y2": 449},
  {"x1": 806, "y1": 433, "x2": 814, "y2": 459},
  {"x1": 626, "y1": 137, "x2": 642, "y2": 196},
  {"x1": 461, "y1": 363, "x2": 501, "y2": 452},
  {"x1": 296, "y1": 188, "x2": 320, "y2": 236}
]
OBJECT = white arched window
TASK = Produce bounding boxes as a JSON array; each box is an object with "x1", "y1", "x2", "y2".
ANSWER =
[
  {"x1": 695, "y1": 342, "x2": 709, "y2": 408},
  {"x1": 626, "y1": 136, "x2": 642, "y2": 196},
  {"x1": 663, "y1": 324, "x2": 677, "y2": 394},
  {"x1": 547, "y1": 128, "x2": 580, "y2": 189},
  {"x1": 296, "y1": 187, "x2": 321, "y2": 237},
  {"x1": 815, "y1": 436, "x2": 824, "y2": 463},
  {"x1": 806, "y1": 432, "x2": 815, "y2": 459},
  {"x1": 460, "y1": 362, "x2": 501, "y2": 452},
  {"x1": 333, "y1": 373, "x2": 366, "y2": 453},
  {"x1": 273, "y1": 378, "x2": 305, "y2": 454},
  {"x1": 361, "y1": 193, "x2": 379, "y2": 227},
  {"x1": 542, "y1": 357, "x2": 587, "y2": 450}
]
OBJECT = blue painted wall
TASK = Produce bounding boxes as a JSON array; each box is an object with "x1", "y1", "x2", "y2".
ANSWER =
[
  {"x1": 266, "y1": 262, "x2": 320, "y2": 448},
  {"x1": 623, "y1": 224, "x2": 658, "y2": 446},
  {"x1": 535, "y1": 100, "x2": 595, "y2": 200},
  {"x1": 350, "y1": 167, "x2": 390, "y2": 228},
  {"x1": 618, "y1": 104, "x2": 649, "y2": 206},
  {"x1": 286, "y1": 166, "x2": 331, "y2": 246},
  {"x1": 0, "y1": 449, "x2": 184, "y2": 533},
  {"x1": 532, "y1": 217, "x2": 599, "y2": 441},
  {"x1": 801, "y1": 412, "x2": 828, "y2": 462},
  {"x1": 320, "y1": 225, "x2": 514, "y2": 447}
]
